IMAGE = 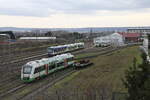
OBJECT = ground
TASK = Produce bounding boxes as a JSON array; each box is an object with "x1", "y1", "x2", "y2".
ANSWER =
[{"x1": 33, "y1": 46, "x2": 142, "y2": 100}]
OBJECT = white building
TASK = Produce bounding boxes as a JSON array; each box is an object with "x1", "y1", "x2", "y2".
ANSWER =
[
  {"x1": 109, "y1": 33, "x2": 124, "y2": 46},
  {"x1": 94, "y1": 36, "x2": 111, "y2": 47},
  {"x1": 94, "y1": 33, "x2": 124, "y2": 47},
  {"x1": 19, "y1": 37, "x2": 56, "y2": 41}
]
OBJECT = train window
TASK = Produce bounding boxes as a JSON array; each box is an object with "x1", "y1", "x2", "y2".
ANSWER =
[
  {"x1": 23, "y1": 65, "x2": 32, "y2": 74},
  {"x1": 48, "y1": 48, "x2": 53, "y2": 53},
  {"x1": 34, "y1": 67, "x2": 40, "y2": 74},
  {"x1": 67, "y1": 57, "x2": 74, "y2": 62},
  {"x1": 54, "y1": 49, "x2": 57, "y2": 53},
  {"x1": 57, "y1": 62, "x2": 64, "y2": 67},
  {"x1": 40, "y1": 66, "x2": 45, "y2": 71},
  {"x1": 49, "y1": 64, "x2": 55, "y2": 70},
  {"x1": 52, "y1": 64, "x2": 55, "y2": 69},
  {"x1": 34, "y1": 66, "x2": 46, "y2": 74}
]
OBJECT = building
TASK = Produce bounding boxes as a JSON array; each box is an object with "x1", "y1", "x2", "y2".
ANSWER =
[
  {"x1": 127, "y1": 27, "x2": 150, "y2": 34},
  {"x1": 118, "y1": 32, "x2": 141, "y2": 43},
  {"x1": 0, "y1": 31, "x2": 16, "y2": 39},
  {"x1": 109, "y1": 33, "x2": 124, "y2": 46},
  {"x1": 19, "y1": 37, "x2": 56, "y2": 42},
  {"x1": 93, "y1": 33, "x2": 124, "y2": 47},
  {"x1": 94, "y1": 36, "x2": 111, "y2": 47}
]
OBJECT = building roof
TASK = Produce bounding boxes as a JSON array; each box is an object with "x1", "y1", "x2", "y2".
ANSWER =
[
  {"x1": 118, "y1": 32, "x2": 140, "y2": 38},
  {"x1": 25, "y1": 53, "x2": 74, "y2": 68},
  {"x1": 19, "y1": 37, "x2": 56, "y2": 40}
]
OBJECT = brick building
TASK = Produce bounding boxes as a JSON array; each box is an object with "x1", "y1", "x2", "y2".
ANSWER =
[{"x1": 118, "y1": 32, "x2": 141, "y2": 43}]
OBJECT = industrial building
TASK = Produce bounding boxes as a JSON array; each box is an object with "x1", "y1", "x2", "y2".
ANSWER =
[
  {"x1": 94, "y1": 36, "x2": 111, "y2": 47},
  {"x1": 93, "y1": 33, "x2": 124, "y2": 47},
  {"x1": 127, "y1": 27, "x2": 150, "y2": 34},
  {"x1": 118, "y1": 32, "x2": 141, "y2": 43}
]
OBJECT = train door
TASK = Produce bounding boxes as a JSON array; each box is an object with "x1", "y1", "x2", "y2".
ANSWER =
[
  {"x1": 64, "y1": 59, "x2": 68, "y2": 67},
  {"x1": 45, "y1": 64, "x2": 48, "y2": 75},
  {"x1": 34, "y1": 67, "x2": 40, "y2": 79}
]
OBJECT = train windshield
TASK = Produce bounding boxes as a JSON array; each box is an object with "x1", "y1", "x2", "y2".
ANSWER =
[
  {"x1": 23, "y1": 65, "x2": 32, "y2": 74},
  {"x1": 48, "y1": 48, "x2": 53, "y2": 53}
]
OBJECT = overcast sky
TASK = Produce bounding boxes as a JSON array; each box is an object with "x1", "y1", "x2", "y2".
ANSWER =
[{"x1": 0, "y1": 0, "x2": 150, "y2": 28}]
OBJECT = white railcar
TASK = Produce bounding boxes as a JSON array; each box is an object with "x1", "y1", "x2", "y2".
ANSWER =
[{"x1": 21, "y1": 53, "x2": 74, "y2": 82}]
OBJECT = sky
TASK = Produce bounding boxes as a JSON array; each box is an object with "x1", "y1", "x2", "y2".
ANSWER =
[{"x1": 0, "y1": 0, "x2": 150, "y2": 28}]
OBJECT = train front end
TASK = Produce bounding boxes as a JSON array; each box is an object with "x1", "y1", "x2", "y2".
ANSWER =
[
  {"x1": 47, "y1": 47, "x2": 55, "y2": 57},
  {"x1": 21, "y1": 64, "x2": 34, "y2": 83}
]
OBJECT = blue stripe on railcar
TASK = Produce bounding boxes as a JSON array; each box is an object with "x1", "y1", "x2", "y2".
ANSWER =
[
  {"x1": 48, "y1": 46, "x2": 68, "y2": 56},
  {"x1": 53, "y1": 46, "x2": 67, "y2": 52}
]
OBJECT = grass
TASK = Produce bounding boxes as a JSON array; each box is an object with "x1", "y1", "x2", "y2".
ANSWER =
[
  {"x1": 1, "y1": 43, "x2": 58, "y2": 54},
  {"x1": 14, "y1": 44, "x2": 55, "y2": 52},
  {"x1": 32, "y1": 46, "x2": 142, "y2": 100},
  {"x1": 75, "y1": 52, "x2": 101, "y2": 59}
]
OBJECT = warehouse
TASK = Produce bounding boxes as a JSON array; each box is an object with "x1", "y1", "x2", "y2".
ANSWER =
[
  {"x1": 109, "y1": 33, "x2": 124, "y2": 46},
  {"x1": 94, "y1": 33, "x2": 124, "y2": 47}
]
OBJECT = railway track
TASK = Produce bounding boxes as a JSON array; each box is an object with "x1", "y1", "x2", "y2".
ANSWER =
[
  {"x1": 0, "y1": 50, "x2": 47, "y2": 65},
  {"x1": 0, "y1": 46, "x2": 120, "y2": 100},
  {"x1": 0, "y1": 84, "x2": 26, "y2": 97}
]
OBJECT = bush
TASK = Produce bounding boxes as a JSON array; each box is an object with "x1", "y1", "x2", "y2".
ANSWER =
[{"x1": 123, "y1": 53, "x2": 150, "y2": 100}]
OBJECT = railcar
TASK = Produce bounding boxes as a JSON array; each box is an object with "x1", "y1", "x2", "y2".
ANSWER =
[
  {"x1": 47, "y1": 42, "x2": 84, "y2": 56},
  {"x1": 21, "y1": 53, "x2": 74, "y2": 82}
]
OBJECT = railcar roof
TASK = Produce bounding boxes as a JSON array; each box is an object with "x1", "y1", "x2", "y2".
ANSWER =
[
  {"x1": 24, "y1": 53, "x2": 74, "y2": 68},
  {"x1": 48, "y1": 42, "x2": 84, "y2": 49},
  {"x1": 48, "y1": 45, "x2": 67, "y2": 49}
]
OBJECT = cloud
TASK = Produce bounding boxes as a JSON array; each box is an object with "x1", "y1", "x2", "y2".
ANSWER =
[{"x1": 0, "y1": 0, "x2": 150, "y2": 17}]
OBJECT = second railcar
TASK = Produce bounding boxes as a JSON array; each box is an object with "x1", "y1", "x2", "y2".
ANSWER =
[{"x1": 47, "y1": 42, "x2": 84, "y2": 57}]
